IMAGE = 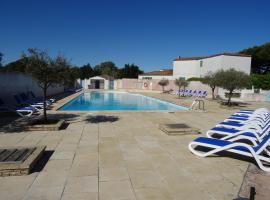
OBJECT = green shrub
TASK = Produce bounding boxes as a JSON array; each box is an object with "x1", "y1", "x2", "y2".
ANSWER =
[{"x1": 251, "y1": 73, "x2": 270, "y2": 90}]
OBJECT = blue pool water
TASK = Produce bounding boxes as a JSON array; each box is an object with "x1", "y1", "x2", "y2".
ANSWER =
[{"x1": 59, "y1": 91, "x2": 188, "y2": 111}]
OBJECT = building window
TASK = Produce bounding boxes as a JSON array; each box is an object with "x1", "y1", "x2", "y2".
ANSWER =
[
  {"x1": 200, "y1": 60, "x2": 203, "y2": 67},
  {"x1": 142, "y1": 77, "x2": 152, "y2": 80}
]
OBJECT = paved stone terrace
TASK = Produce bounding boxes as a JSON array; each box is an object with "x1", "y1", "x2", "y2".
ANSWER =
[{"x1": 0, "y1": 92, "x2": 269, "y2": 200}]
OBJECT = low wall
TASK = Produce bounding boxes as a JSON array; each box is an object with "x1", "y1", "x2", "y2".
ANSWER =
[
  {"x1": 241, "y1": 89, "x2": 270, "y2": 102},
  {"x1": 0, "y1": 72, "x2": 64, "y2": 104},
  {"x1": 215, "y1": 88, "x2": 270, "y2": 102},
  {"x1": 115, "y1": 79, "x2": 216, "y2": 98}
]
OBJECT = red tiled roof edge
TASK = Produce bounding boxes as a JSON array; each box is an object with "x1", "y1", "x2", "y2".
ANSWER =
[
  {"x1": 140, "y1": 69, "x2": 173, "y2": 76},
  {"x1": 174, "y1": 53, "x2": 251, "y2": 61}
]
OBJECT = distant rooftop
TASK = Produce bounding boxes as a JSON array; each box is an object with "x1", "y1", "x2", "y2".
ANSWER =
[
  {"x1": 90, "y1": 75, "x2": 115, "y2": 80},
  {"x1": 174, "y1": 53, "x2": 251, "y2": 61},
  {"x1": 140, "y1": 69, "x2": 173, "y2": 76}
]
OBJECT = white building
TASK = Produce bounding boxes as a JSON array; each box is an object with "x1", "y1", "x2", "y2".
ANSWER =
[
  {"x1": 173, "y1": 53, "x2": 251, "y2": 80},
  {"x1": 138, "y1": 69, "x2": 173, "y2": 80},
  {"x1": 77, "y1": 75, "x2": 115, "y2": 90}
]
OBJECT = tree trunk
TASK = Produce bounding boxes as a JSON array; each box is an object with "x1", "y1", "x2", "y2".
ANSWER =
[
  {"x1": 211, "y1": 86, "x2": 215, "y2": 100},
  {"x1": 227, "y1": 91, "x2": 233, "y2": 106},
  {"x1": 43, "y1": 87, "x2": 47, "y2": 123},
  {"x1": 162, "y1": 86, "x2": 164, "y2": 92},
  {"x1": 178, "y1": 85, "x2": 181, "y2": 98}
]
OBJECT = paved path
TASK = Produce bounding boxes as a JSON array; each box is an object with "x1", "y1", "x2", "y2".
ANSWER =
[{"x1": 0, "y1": 92, "x2": 269, "y2": 200}]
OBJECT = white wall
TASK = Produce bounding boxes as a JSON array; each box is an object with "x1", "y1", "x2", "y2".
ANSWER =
[
  {"x1": 76, "y1": 79, "x2": 87, "y2": 89},
  {"x1": 0, "y1": 72, "x2": 64, "y2": 104},
  {"x1": 199, "y1": 56, "x2": 222, "y2": 76},
  {"x1": 200, "y1": 55, "x2": 251, "y2": 75},
  {"x1": 220, "y1": 56, "x2": 251, "y2": 75},
  {"x1": 77, "y1": 76, "x2": 111, "y2": 89},
  {"x1": 138, "y1": 75, "x2": 173, "y2": 80},
  {"x1": 173, "y1": 60, "x2": 199, "y2": 79},
  {"x1": 104, "y1": 80, "x2": 109, "y2": 89},
  {"x1": 173, "y1": 55, "x2": 251, "y2": 79}
]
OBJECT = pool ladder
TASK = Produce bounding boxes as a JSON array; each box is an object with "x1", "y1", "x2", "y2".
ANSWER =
[{"x1": 190, "y1": 99, "x2": 205, "y2": 110}]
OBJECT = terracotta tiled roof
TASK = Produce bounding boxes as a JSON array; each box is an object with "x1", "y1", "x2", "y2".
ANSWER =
[
  {"x1": 174, "y1": 53, "x2": 251, "y2": 61},
  {"x1": 140, "y1": 69, "x2": 173, "y2": 76}
]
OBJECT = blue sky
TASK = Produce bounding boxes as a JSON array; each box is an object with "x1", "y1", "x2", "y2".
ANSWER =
[{"x1": 1, "y1": 0, "x2": 270, "y2": 72}]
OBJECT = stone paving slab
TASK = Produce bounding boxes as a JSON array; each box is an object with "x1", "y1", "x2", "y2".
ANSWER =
[
  {"x1": 0, "y1": 92, "x2": 269, "y2": 199},
  {"x1": 238, "y1": 163, "x2": 270, "y2": 200},
  {"x1": 99, "y1": 180, "x2": 136, "y2": 200}
]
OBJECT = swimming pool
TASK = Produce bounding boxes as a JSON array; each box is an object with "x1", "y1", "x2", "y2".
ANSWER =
[{"x1": 59, "y1": 91, "x2": 188, "y2": 111}]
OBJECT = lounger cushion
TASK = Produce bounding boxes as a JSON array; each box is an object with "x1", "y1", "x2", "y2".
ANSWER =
[
  {"x1": 193, "y1": 137, "x2": 250, "y2": 152},
  {"x1": 212, "y1": 127, "x2": 257, "y2": 138},
  {"x1": 232, "y1": 114, "x2": 250, "y2": 118},
  {"x1": 211, "y1": 127, "x2": 239, "y2": 133},
  {"x1": 228, "y1": 117, "x2": 248, "y2": 121},
  {"x1": 219, "y1": 122, "x2": 243, "y2": 127},
  {"x1": 17, "y1": 106, "x2": 33, "y2": 111},
  {"x1": 194, "y1": 137, "x2": 231, "y2": 147}
]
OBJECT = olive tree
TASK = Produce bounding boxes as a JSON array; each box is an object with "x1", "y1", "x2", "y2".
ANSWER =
[
  {"x1": 215, "y1": 68, "x2": 251, "y2": 106},
  {"x1": 158, "y1": 79, "x2": 169, "y2": 92},
  {"x1": 201, "y1": 71, "x2": 219, "y2": 100},
  {"x1": 174, "y1": 78, "x2": 189, "y2": 98},
  {"x1": 23, "y1": 48, "x2": 71, "y2": 122}
]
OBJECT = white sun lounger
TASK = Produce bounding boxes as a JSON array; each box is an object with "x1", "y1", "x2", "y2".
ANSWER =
[
  {"x1": 206, "y1": 109, "x2": 270, "y2": 144},
  {"x1": 0, "y1": 98, "x2": 36, "y2": 117},
  {"x1": 13, "y1": 95, "x2": 45, "y2": 110},
  {"x1": 189, "y1": 133, "x2": 270, "y2": 172}
]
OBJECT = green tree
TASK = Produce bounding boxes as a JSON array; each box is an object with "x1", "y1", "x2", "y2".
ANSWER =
[
  {"x1": 174, "y1": 78, "x2": 189, "y2": 98},
  {"x1": 62, "y1": 67, "x2": 80, "y2": 87},
  {"x1": 240, "y1": 42, "x2": 270, "y2": 74},
  {"x1": 215, "y1": 68, "x2": 251, "y2": 106},
  {"x1": 94, "y1": 61, "x2": 118, "y2": 78},
  {"x1": 118, "y1": 64, "x2": 144, "y2": 78},
  {"x1": 0, "y1": 57, "x2": 28, "y2": 73},
  {"x1": 23, "y1": 48, "x2": 71, "y2": 122},
  {"x1": 201, "y1": 72, "x2": 219, "y2": 100},
  {"x1": 0, "y1": 52, "x2": 3, "y2": 68},
  {"x1": 251, "y1": 73, "x2": 270, "y2": 90},
  {"x1": 158, "y1": 79, "x2": 169, "y2": 92},
  {"x1": 80, "y1": 63, "x2": 94, "y2": 79}
]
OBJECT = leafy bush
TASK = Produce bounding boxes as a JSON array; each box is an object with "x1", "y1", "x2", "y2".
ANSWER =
[{"x1": 251, "y1": 73, "x2": 270, "y2": 90}]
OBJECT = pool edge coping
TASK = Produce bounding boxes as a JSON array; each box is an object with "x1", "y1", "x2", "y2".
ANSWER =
[{"x1": 55, "y1": 90, "x2": 192, "y2": 112}]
